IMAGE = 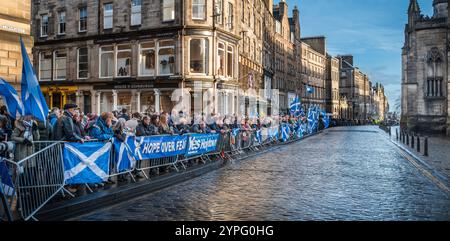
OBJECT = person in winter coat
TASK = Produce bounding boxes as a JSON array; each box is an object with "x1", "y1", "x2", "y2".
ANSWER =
[
  {"x1": 159, "y1": 114, "x2": 176, "y2": 135},
  {"x1": 89, "y1": 112, "x2": 114, "y2": 141},
  {"x1": 12, "y1": 116, "x2": 40, "y2": 162},
  {"x1": 53, "y1": 104, "x2": 85, "y2": 143},
  {"x1": 191, "y1": 120, "x2": 214, "y2": 134},
  {"x1": 136, "y1": 115, "x2": 159, "y2": 136}
]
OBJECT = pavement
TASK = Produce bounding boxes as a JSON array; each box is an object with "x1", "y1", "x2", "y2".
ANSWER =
[{"x1": 391, "y1": 126, "x2": 450, "y2": 183}]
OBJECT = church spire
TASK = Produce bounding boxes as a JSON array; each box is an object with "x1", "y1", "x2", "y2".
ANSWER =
[
  {"x1": 408, "y1": 0, "x2": 421, "y2": 25},
  {"x1": 408, "y1": 0, "x2": 420, "y2": 14}
]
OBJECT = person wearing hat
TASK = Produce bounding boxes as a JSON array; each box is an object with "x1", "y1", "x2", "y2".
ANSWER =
[{"x1": 53, "y1": 103, "x2": 85, "y2": 143}]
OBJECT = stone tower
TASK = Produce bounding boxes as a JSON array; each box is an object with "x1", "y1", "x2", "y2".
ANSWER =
[{"x1": 401, "y1": 0, "x2": 450, "y2": 135}]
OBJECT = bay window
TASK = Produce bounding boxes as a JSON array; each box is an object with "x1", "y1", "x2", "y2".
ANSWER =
[
  {"x1": 54, "y1": 50, "x2": 67, "y2": 80},
  {"x1": 131, "y1": 0, "x2": 142, "y2": 26},
  {"x1": 190, "y1": 38, "x2": 208, "y2": 74},
  {"x1": 100, "y1": 46, "x2": 114, "y2": 78},
  {"x1": 162, "y1": 0, "x2": 175, "y2": 21},
  {"x1": 192, "y1": 0, "x2": 206, "y2": 20},
  {"x1": 158, "y1": 41, "x2": 175, "y2": 75},
  {"x1": 39, "y1": 52, "x2": 52, "y2": 81},
  {"x1": 139, "y1": 42, "x2": 156, "y2": 76},
  {"x1": 116, "y1": 45, "x2": 131, "y2": 77},
  {"x1": 77, "y1": 47, "x2": 88, "y2": 79}
]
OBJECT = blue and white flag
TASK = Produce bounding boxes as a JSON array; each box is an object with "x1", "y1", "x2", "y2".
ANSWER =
[
  {"x1": 0, "y1": 78, "x2": 24, "y2": 117},
  {"x1": 306, "y1": 86, "x2": 314, "y2": 94},
  {"x1": 307, "y1": 107, "x2": 317, "y2": 134},
  {"x1": 231, "y1": 128, "x2": 240, "y2": 138},
  {"x1": 268, "y1": 126, "x2": 279, "y2": 140},
  {"x1": 113, "y1": 137, "x2": 136, "y2": 173},
  {"x1": 20, "y1": 37, "x2": 49, "y2": 122},
  {"x1": 255, "y1": 129, "x2": 262, "y2": 143},
  {"x1": 289, "y1": 96, "x2": 301, "y2": 117},
  {"x1": 0, "y1": 159, "x2": 15, "y2": 196},
  {"x1": 63, "y1": 142, "x2": 112, "y2": 184},
  {"x1": 281, "y1": 125, "x2": 290, "y2": 142}
]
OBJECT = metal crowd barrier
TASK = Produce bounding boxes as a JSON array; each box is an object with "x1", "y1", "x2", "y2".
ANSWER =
[
  {"x1": 3, "y1": 124, "x2": 319, "y2": 221},
  {"x1": 6, "y1": 142, "x2": 72, "y2": 221}
]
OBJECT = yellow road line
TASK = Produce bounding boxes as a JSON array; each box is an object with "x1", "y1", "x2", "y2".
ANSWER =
[{"x1": 395, "y1": 146, "x2": 450, "y2": 196}]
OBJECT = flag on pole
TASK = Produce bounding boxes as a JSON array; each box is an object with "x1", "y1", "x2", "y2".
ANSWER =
[
  {"x1": 20, "y1": 37, "x2": 49, "y2": 122},
  {"x1": 0, "y1": 78, "x2": 24, "y2": 117}
]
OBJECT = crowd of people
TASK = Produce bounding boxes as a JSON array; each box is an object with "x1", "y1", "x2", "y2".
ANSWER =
[{"x1": 0, "y1": 103, "x2": 334, "y2": 164}]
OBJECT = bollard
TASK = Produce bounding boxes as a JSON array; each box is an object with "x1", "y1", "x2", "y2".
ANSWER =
[
  {"x1": 406, "y1": 133, "x2": 409, "y2": 146},
  {"x1": 424, "y1": 137, "x2": 428, "y2": 156},
  {"x1": 411, "y1": 134, "x2": 414, "y2": 148},
  {"x1": 396, "y1": 129, "x2": 399, "y2": 141},
  {"x1": 389, "y1": 127, "x2": 391, "y2": 137},
  {"x1": 417, "y1": 136, "x2": 420, "y2": 153}
]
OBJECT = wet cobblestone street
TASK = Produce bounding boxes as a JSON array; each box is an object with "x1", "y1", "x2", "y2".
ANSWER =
[{"x1": 75, "y1": 126, "x2": 450, "y2": 221}]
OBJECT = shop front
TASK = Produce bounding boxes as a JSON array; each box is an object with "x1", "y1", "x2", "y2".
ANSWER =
[
  {"x1": 41, "y1": 86, "x2": 78, "y2": 110},
  {"x1": 92, "y1": 82, "x2": 178, "y2": 115}
]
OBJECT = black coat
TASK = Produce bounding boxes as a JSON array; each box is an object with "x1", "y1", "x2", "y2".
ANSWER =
[
  {"x1": 54, "y1": 111, "x2": 83, "y2": 141},
  {"x1": 136, "y1": 123, "x2": 159, "y2": 136}
]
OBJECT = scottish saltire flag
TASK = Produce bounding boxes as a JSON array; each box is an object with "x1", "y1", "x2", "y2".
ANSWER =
[
  {"x1": 0, "y1": 78, "x2": 24, "y2": 117},
  {"x1": 290, "y1": 96, "x2": 301, "y2": 117},
  {"x1": 232, "y1": 128, "x2": 240, "y2": 137},
  {"x1": 321, "y1": 110, "x2": 330, "y2": 129},
  {"x1": 281, "y1": 125, "x2": 290, "y2": 142},
  {"x1": 20, "y1": 37, "x2": 49, "y2": 122},
  {"x1": 268, "y1": 126, "x2": 279, "y2": 140},
  {"x1": 113, "y1": 137, "x2": 136, "y2": 173},
  {"x1": 63, "y1": 142, "x2": 112, "y2": 184},
  {"x1": 306, "y1": 86, "x2": 314, "y2": 94},
  {"x1": 0, "y1": 158, "x2": 15, "y2": 196},
  {"x1": 307, "y1": 107, "x2": 317, "y2": 134},
  {"x1": 255, "y1": 129, "x2": 262, "y2": 143}
]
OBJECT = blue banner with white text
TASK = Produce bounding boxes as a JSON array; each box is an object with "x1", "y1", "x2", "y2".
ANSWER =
[
  {"x1": 186, "y1": 134, "x2": 220, "y2": 157},
  {"x1": 130, "y1": 135, "x2": 188, "y2": 160}
]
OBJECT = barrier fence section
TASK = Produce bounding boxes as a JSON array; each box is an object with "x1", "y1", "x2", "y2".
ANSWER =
[
  {"x1": 5, "y1": 142, "x2": 71, "y2": 221},
  {"x1": 2, "y1": 125, "x2": 323, "y2": 221}
]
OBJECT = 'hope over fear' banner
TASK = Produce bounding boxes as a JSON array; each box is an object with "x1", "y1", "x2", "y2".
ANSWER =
[{"x1": 127, "y1": 133, "x2": 220, "y2": 160}]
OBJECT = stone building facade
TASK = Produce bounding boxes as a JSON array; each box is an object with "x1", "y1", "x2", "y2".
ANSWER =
[
  {"x1": 338, "y1": 55, "x2": 373, "y2": 120},
  {"x1": 372, "y1": 83, "x2": 388, "y2": 121},
  {"x1": 326, "y1": 54, "x2": 340, "y2": 118},
  {"x1": 402, "y1": 0, "x2": 450, "y2": 135},
  {"x1": 0, "y1": 0, "x2": 33, "y2": 91},
  {"x1": 272, "y1": 0, "x2": 301, "y2": 111},
  {"x1": 300, "y1": 37, "x2": 327, "y2": 111},
  {"x1": 31, "y1": 0, "x2": 240, "y2": 115}
]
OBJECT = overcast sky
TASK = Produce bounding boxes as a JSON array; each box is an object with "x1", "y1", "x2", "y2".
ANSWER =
[{"x1": 276, "y1": 0, "x2": 434, "y2": 112}]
